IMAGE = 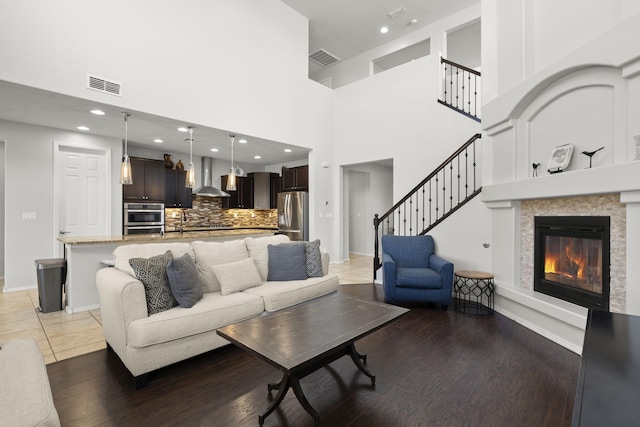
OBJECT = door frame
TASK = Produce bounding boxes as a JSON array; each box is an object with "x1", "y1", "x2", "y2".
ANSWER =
[{"x1": 53, "y1": 141, "x2": 112, "y2": 257}]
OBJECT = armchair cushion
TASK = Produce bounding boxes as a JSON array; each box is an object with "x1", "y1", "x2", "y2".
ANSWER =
[{"x1": 396, "y1": 268, "x2": 442, "y2": 289}]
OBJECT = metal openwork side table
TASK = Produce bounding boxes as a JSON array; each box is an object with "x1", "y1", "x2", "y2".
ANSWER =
[{"x1": 454, "y1": 270, "x2": 494, "y2": 316}]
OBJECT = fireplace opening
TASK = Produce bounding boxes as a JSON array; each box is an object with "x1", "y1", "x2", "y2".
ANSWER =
[{"x1": 534, "y1": 216, "x2": 610, "y2": 311}]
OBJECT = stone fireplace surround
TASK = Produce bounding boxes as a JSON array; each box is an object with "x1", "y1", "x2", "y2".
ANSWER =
[
  {"x1": 480, "y1": 16, "x2": 640, "y2": 354},
  {"x1": 520, "y1": 194, "x2": 626, "y2": 313}
]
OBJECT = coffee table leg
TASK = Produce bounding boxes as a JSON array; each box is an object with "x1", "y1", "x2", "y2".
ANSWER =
[
  {"x1": 291, "y1": 374, "x2": 320, "y2": 425},
  {"x1": 260, "y1": 375, "x2": 291, "y2": 426},
  {"x1": 348, "y1": 344, "x2": 376, "y2": 385}
]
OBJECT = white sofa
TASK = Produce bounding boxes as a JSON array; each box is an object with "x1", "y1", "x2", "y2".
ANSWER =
[{"x1": 96, "y1": 235, "x2": 339, "y2": 387}]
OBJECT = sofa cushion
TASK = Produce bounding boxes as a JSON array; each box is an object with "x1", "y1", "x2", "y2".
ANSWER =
[
  {"x1": 114, "y1": 242, "x2": 194, "y2": 277},
  {"x1": 243, "y1": 274, "x2": 340, "y2": 312},
  {"x1": 304, "y1": 239, "x2": 323, "y2": 277},
  {"x1": 267, "y1": 243, "x2": 307, "y2": 281},
  {"x1": 211, "y1": 258, "x2": 262, "y2": 295},
  {"x1": 396, "y1": 267, "x2": 442, "y2": 289},
  {"x1": 127, "y1": 291, "x2": 265, "y2": 349},
  {"x1": 244, "y1": 234, "x2": 291, "y2": 281},
  {"x1": 167, "y1": 253, "x2": 203, "y2": 308},
  {"x1": 191, "y1": 240, "x2": 249, "y2": 293},
  {"x1": 129, "y1": 251, "x2": 177, "y2": 315}
]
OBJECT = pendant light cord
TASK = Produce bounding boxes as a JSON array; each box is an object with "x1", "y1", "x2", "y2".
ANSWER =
[
  {"x1": 123, "y1": 112, "x2": 130, "y2": 158},
  {"x1": 230, "y1": 134, "x2": 235, "y2": 171}
]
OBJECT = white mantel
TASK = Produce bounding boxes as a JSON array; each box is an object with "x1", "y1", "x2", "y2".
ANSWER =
[{"x1": 482, "y1": 161, "x2": 640, "y2": 203}]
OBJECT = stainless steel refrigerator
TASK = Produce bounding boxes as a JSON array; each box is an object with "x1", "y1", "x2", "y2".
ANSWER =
[{"x1": 277, "y1": 191, "x2": 309, "y2": 241}]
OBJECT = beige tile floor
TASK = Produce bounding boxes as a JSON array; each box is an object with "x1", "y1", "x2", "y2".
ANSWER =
[{"x1": 0, "y1": 254, "x2": 373, "y2": 364}]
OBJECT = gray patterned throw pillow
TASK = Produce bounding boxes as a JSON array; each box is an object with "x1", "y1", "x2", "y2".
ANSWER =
[
  {"x1": 305, "y1": 239, "x2": 323, "y2": 277},
  {"x1": 129, "y1": 251, "x2": 177, "y2": 315}
]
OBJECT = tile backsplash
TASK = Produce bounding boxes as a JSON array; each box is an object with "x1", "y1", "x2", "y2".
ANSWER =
[{"x1": 165, "y1": 195, "x2": 277, "y2": 230}]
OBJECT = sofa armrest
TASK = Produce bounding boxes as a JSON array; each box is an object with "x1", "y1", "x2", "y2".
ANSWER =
[
  {"x1": 321, "y1": 252, "x2": 330, "y2": 276},
  {"x1": 96, "y1": 268, "x2": 148, "y2": 356},
  {"x1": 382, "y1": 253, "x2": 397, "y2": 303},
  {"x1": 429, "y1": 254, "x2": 454, "y2": 288}
]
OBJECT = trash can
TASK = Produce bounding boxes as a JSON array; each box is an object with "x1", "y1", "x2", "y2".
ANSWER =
[{"x1": 34, "y1": 258, "x2": 66, "y2": 313}]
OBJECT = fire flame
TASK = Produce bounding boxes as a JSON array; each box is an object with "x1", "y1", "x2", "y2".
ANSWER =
[{"x1": 544, "y1": 245, "x2": 586, "y2": 279}]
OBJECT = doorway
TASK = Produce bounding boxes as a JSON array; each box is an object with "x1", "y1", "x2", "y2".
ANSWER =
[
  {"x1": 53, "y1": 143, "x2": 111, "y2": 256},
  {"x1": 342, "y1": 160, "x2": 393, "y2": 262}
]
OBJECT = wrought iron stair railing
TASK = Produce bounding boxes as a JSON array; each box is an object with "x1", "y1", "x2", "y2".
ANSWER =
[
  {"x1": 373, "y1": 133, "x2": 482, "y2": 276},
  {"x1": 438, "y1": 57, "x2": 481, "y2": 122}
]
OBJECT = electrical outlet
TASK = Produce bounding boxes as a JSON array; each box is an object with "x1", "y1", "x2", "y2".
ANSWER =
[{"x1": 22, "y1": 212, "x2": 37, "y2": 220}]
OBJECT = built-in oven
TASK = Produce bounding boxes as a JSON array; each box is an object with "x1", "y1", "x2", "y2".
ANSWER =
[{"x1": 124, "y1": 203, "x2": 165, "y2": 235}]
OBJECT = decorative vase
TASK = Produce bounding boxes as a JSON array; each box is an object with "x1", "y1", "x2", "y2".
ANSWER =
[
  {"x1": 164, "y1": 154, "x2": 174, "y2": 169},
  {"x1": 175, "y1": 160, "x2": 184, "y2": 170}
]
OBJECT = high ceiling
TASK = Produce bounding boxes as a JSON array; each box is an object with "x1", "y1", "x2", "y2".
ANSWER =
[
  {"x1": 282, "y1": 0, "x2": 479, "y2": 74},
  {"x1": 0, "y1": 0, "x2": 479, "y2": 165}
]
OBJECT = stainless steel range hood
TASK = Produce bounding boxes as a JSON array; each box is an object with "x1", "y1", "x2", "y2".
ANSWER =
[{"x1": 194, "y1": 157, "x2": 230, "y2": 197}]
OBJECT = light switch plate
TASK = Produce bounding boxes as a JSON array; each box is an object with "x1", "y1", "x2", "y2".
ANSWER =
[{"x1": 22, "y1": 212, "x2": 37, "y2": 220}]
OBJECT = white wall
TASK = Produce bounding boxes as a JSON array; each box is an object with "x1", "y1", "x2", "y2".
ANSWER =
[
  {"x1": 0, "y1": 0, "x2": 336, "y2": 261},
  {"x1": 482, "y1": 0, "x2": 640, "y2": 103},
  {"x1": 0, "y1": 141, "x2": 4, "y2": 277},
  {"x1": 331, "y1": 6, "x2": 487, "y2": 264},
  {"x1": 311, "y1": 5, "x2": 481, "y2": 88},
  {"x1": 0, "y1": 120, "x2": 121, "y2": 290}
]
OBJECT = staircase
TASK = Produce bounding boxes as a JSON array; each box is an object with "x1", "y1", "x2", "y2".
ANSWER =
[{"x1": 372, "y1": 58, "x2": 482, "y2": 278}]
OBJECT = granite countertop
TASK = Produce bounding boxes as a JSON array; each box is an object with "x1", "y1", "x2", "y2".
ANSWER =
[{"x1": 58, "y1": 228, "x2": 278, "y2": 245}]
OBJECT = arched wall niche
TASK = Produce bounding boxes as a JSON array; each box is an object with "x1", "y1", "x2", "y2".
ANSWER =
[{"x1": 512, "y1": 66, "x2": 626, "y2": 180}]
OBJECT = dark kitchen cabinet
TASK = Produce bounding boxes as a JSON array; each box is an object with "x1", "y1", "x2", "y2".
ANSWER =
[
  {"x1": 165, "y1": 169, "x2": 192, "y2": 208},
  {"x1": 270, "y1": 173, "x2": 281, "y2": 208},
  {"x1": 249, "y1": 172, "x2": 280, "y2": 209},
  {"x1": 221, "y1": 175, "x2": 253, "y2": 208},
  {"x1": 123, "y1": 157, "x2": 165, "y2": 202},
  {"x1": 281, "y1": 165, "x2": 308, "y2": 191}
]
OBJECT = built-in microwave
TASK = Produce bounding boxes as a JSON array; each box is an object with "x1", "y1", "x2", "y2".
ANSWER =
[{"x1": 124, "y1": 203, "x2": 164, "y2": 235}]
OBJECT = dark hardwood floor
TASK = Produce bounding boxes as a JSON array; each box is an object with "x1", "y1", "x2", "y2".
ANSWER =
[{"x1": 47, "y1": 284, "x2": 580, "y2": 426}]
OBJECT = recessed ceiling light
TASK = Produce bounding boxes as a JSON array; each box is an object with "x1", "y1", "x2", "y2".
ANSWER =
[
  {"x1": 77, "y1": 126, "x2": 90, "y2": 131},
  {"x1": 284, "y1": 149, "x2": 292, "y2": 153},
  {"x1": 254, "y1": 155, "x2": 262, "y2": 159},
  {"x1": 177, "y1": 127, "x2": 188, "y2": 132},
  {"x1": 239, "y1": 139, "x2": 248, "y2": 144},
  {"x1": 380, "y1": 26, "x2": 389, "y2": 34},
  {"x1": 210, "y1": 148, "x2": 219, "y2": 152},
  {"x1": 90, "y1": 109, "x2": 105, "y2": 116},
  {"x1": 154, "y1": 139, "x2": 163, "y2": 143}
]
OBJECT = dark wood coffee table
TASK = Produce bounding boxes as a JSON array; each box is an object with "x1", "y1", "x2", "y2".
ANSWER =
[{"x1": 216, "y1": 293, "x2": 409, "y2": 425}]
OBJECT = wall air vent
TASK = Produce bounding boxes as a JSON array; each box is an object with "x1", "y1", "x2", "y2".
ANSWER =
[
  {"x1": 309, "y1": 49, "x2": 340, "y2": 67},
  {"x1": 87, "y1": 74, "x2": 122, "y2": 96}
]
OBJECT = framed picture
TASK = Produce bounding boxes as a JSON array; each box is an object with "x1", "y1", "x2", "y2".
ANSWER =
[{"x1": 547, "y1": 143, "x2": 573, "y2": 174}]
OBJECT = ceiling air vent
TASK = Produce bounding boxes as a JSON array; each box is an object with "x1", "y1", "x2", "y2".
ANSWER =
[
  {"x1": 87, "y1": 74, "x2": 122, "y2": 96},
  {"x1": 309, "y1": 49, "x2": 340, "y2": 67},
  {"x1": 387, "y1": 6, "x2": 407, "y2": 19}
]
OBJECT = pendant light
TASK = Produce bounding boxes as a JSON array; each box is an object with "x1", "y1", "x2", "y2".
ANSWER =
[
  {"x1": 119, "y1": 112, "x2": 133, "y2": 185},
  {"x1": 186, "y1": 126, "x2": 196, "y2": 188},
  {"x1": 226, "y1": 134, "x2": 237, "y2": 191}
]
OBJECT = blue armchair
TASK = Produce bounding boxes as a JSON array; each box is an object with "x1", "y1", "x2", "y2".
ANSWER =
[{"x1": 381, "y1": 235, "x2": 453, "y2": 310}]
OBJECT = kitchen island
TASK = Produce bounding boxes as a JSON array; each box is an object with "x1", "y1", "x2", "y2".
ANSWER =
[{"x1": 58, "y1": 228, "x2": 277, "y2": 313}]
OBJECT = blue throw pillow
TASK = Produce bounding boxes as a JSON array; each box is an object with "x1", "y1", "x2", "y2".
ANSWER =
[
  {"x1": 166, "y1": 253, "x2": 203, "y2": 308},
  {"x1": 267, "y1": 243, "x2": 308, "y2": 281}
]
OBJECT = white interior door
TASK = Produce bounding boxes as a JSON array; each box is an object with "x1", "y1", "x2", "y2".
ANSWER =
[
  {"x1": 349, "y1": 170, "x2": 370, "y2": 255},
  {"x1": 55, "y1": 144, "x2": 111, "y2": 256}
]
